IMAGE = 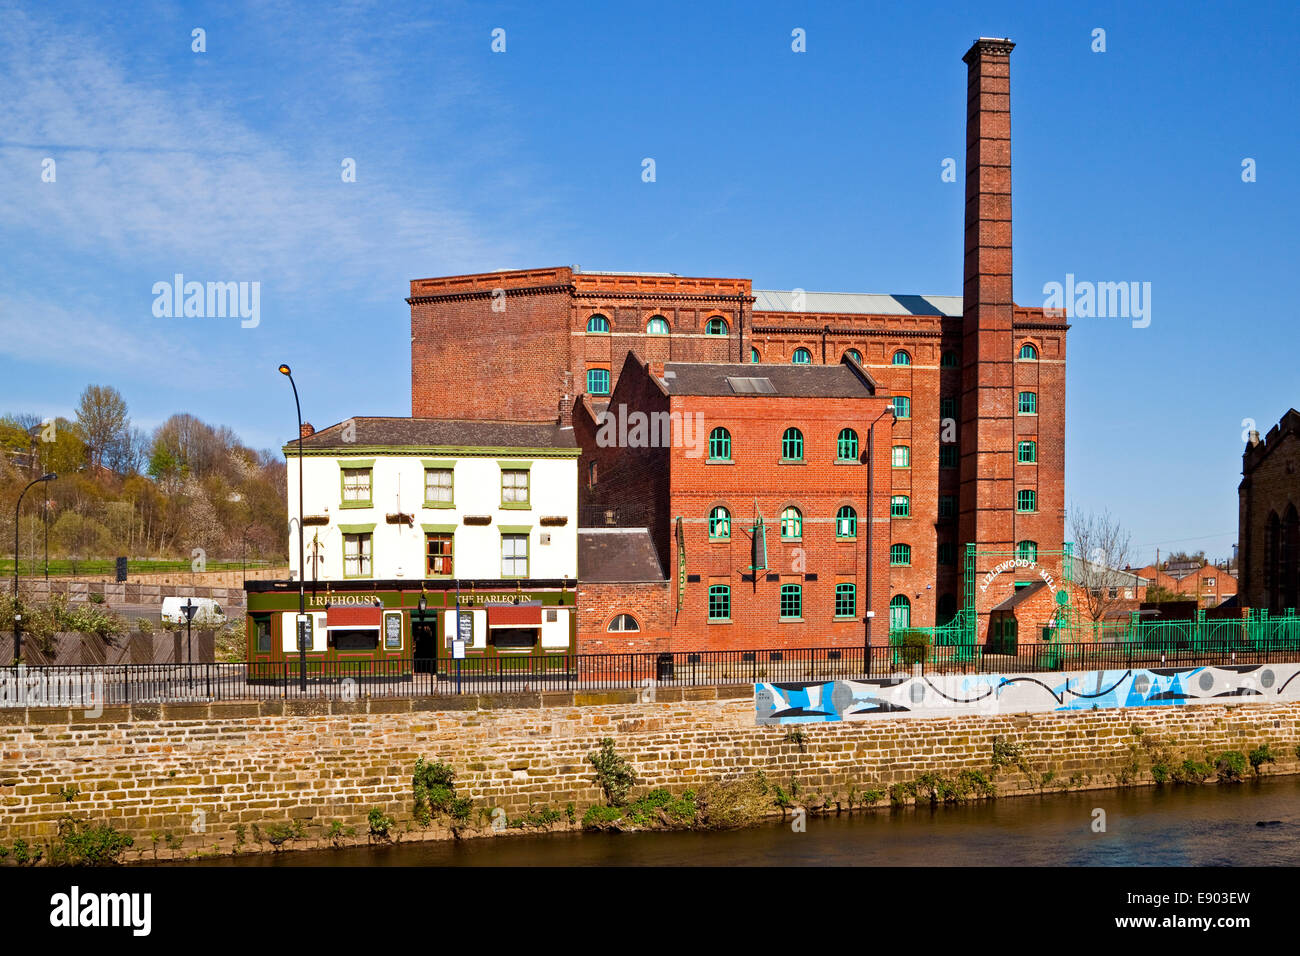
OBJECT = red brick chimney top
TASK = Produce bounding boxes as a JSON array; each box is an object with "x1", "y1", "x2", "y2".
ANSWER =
[{"x1": 300, "y1": 422, "x2": 315, "y2": 438}]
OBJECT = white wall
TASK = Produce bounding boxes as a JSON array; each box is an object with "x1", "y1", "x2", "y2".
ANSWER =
[{"x1": 285, "y1": 453, "x2": 578, "y2": 581}]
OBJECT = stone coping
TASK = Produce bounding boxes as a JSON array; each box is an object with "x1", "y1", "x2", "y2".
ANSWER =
[{"x1": 3, "y1": 684, "x2": 754, "y2": 727}]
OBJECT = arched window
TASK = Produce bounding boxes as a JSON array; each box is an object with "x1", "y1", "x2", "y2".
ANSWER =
[
  {"x1": 647, "y1": 315, "x2": 669, "y2": 335},
  {"x1": 781, "y1": 427, "x2": 804, "y2": 461},
  {"x1": 705, "y1": 317, "x2": 728, "y2": 335},
  {"x1": 791, "y1": 348, "x2": 811, "y2": 364},
  {"x1": 837, "y1": 428, "x2": 859, "y2": 461},
  {"x1": 780, "y1": 507, "x2": 803, "y2": 539},
  {"x1": 844, "y1": 349, "x2": 862, "y2": 363},
  {"x1": 890, "y1": 543, "x2": 911, "y2": 566},
  {"x1": 940, "y1": 350, "x2": 958, "y2": 368},
  {"x1": 1017, "y1": 440, "x2": 1037, "y2": 463},
  {"x1": 890, "y1": 495, "x2": 911, "y2": 518},
  {"x1": 892, "y1": 396, "x2": 911, "y2": 419},
  {"x1": 835, "y1": 583, "x2": 856, "y2": 618},
  {"x1": 1016, "y1": 540, "x2": 1038, "y2": 562},
  {"x1": 1018, "y1": 391, "x2": 1037, "y2": 415},
  {"x1": 835, "y1": 506, "x2": 857, "y2": 538},
  {"x1": 750, "y1": 347, "x2": 760, "y2": 363},
  {"x1": 1018, "y1": 342, "x2": 1038, "y2": 360},
  {"x1": 708, "y1": 427, "x2": 731, "y2": 461},
  {"x1": 708, "y1": 584, "x2": 731, "y2": 620},
  {"x1": 709, "y1": 506, "x2": 731, "y2": 539},
  {"x1": 889, "y1": 594, "x2": 911, "y2": 629},
  {"x1": 607, "y1": 614, "x2": 640, "y2": 632},
  {"x1": 892, "y1": 350, "x2": 911, "y2": 366},
  {"x1": 586, "y1": 314, "x2": 610, "y2": 333},
  {"x1": 779, "y1": 583, "x2": 802, "y2": 620},
  {"x1": 586, "y1": 368, "x2": 610, "y2": 395}
]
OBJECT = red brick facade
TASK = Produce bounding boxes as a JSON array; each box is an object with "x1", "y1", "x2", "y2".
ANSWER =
[
  {"x1": 1239, "y1": 409, "x2": 1300, "y2": 612},
  {"x1": 406, "y1": 39, "x2": 1067, "y2": 650}
]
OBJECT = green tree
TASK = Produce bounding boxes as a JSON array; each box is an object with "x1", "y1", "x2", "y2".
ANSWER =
[{"x1": 75, "y1": 385, "x2": 130, "y2": 471}]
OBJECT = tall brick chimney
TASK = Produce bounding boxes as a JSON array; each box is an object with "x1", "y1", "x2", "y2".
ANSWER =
[
  {"x1": 300, "y1": 422, "x2": 315, "y2": 439},
  {"x1": 959, "y1": 38, "x2": 1017, "y2": 633}
]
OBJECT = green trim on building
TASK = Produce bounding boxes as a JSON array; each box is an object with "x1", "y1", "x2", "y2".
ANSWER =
[
  {"x1": 498, "y1": 460, "x2": 534, "y2": 470},
  {"x1": 421, "y1": 524, "x2": 458, "y2": 534},
  {"x1": 339, "y1": 461, "x2": 374, "y2": 510},
  {"x1": 423, "y1": 462, "x2": 455, "y2": 509},
  {"x1": 498, "y1": 525, "x2": 532, "y2": 534},
  {"x1": 338, "y1": 523, "x2": 376, "y2": 534},
  {"x1": 337, "y1": 459, "x2": 376, "y2": 469},
  {"x1": 281, "y1": 444, "x2": 581, "y2": 459}
]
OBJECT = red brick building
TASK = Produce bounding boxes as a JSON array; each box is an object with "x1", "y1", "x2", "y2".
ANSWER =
[
  {"x1": 1239, "y1": 409, "x2": 1300, "y2": 612},
  {"x1": 407, "y1": 38, "x2": 1066, "y2": 649},
  {"x1": 575, "y1": 354, "x2": 894, "y2": 653}
]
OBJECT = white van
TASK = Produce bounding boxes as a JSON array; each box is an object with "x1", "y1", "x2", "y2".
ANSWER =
[{"x1": 161, "y1": 597, "x2": 227, "y2": 626}]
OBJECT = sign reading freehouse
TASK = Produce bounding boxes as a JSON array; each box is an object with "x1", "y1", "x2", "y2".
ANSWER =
[{"x1": 245, "y1": 417, "x2": 579, "y2": 669}]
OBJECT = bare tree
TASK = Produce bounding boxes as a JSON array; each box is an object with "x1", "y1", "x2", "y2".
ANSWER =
[
  {"x1": 1069, "y1": 506, "x2": 1135, "y2": 623},
  {"x1": 75, "y1": 385, "x2": 130, "y2": 470}
]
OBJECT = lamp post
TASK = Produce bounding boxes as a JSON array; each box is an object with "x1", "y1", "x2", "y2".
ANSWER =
[
  {"x1": 12, "y1": 473, "x2": 56, "y2": 663},
  {"x1": 864, "y1": 406, "x2": 896, "y2": 668},
  {"x1": 279, "y1": 364, "x2": 308, "y2": 693}
]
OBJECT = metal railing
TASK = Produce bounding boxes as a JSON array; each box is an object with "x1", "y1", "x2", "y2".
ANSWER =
[{"x1": 4, "y1": 638, "x2": 1300, "y2": 706}]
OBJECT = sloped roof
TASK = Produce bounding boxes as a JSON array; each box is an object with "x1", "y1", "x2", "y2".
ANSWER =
[
  {"x1": 752, "y1": 290, "x2": 962, "y2": 317},
  {"x1": 578, "y1": 529, "x2": 666, "y2": 583},
  {"x1": 287, "y1": 417, "x2": 577, "y2": 452},
  {"x1": 661, "y1": 362, "x2": 875, "y2": 398}
]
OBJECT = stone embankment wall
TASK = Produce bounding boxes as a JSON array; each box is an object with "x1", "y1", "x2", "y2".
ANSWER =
[{"x1": 2, "y1": 689, "x2": 1298, "y2": 860}]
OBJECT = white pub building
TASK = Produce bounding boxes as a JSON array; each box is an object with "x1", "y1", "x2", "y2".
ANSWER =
[{"x1": 244, "y1": 417, "x2": 579, "y2": 668}]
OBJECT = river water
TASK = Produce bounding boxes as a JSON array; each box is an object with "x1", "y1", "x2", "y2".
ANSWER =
[{"x1": 198, "y1": 775, "x2": 1300, "y2": 867}]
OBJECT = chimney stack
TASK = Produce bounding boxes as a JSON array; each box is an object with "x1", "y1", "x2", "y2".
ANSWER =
[
  {"x1": 300, "y1": 422, "x2": 315, "y2": 439},
  {"x1": 959, "y1": 37, "x2": 1017, "y2": 634}
]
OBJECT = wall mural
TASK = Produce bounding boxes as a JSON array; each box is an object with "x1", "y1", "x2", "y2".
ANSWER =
[{"x1": 756, "y1": 663, "x2": 1300, "y2": 724}]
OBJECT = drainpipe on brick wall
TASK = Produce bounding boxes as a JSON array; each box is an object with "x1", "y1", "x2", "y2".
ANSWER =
[{"x1": 865, "y1": 406, "x2": 896, "y2": 662}]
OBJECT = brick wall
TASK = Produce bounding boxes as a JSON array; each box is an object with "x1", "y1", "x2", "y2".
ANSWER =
[
  {"x1": 4, "y1": 694, "x2": 1298, "y2": 860},
  {"x1": 575, "y1": 581, "x2": 671, "y2": 653}
]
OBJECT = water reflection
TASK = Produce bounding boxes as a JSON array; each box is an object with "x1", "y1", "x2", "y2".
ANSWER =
[{"x1": 183, "y1": 776, "x2": 1300, "y2": 867}]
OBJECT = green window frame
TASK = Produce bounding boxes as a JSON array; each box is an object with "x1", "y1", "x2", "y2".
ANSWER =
[
  {"x1": 1017, "y1": 489, "x2": 1037, "y2": 513},
  {"x1": 423, "y1": 463, "x2": 454, "y2": 508},
  {"x1": 938, "y1": 542, "x2": 956, "y2": 566},
  {"x1": 253, "y1": 615, "x2": 272, "y2": 653},
  {"x1": 940, "y1": 350, "x2": 958, "y2": 368},
  {"x1": 835, "y1": 505, "x2": 857, "y2": 539},
  {"x1": 892, "y1": 350, "x2": 911, "y2": 366},
  {"x1": 587, "y1": 368, "x2": 610, "y2": 395},
  {"x1": 586, "y1": 314, "x2": 610, "y2": 333},
  {"x1": 780, "y1": 506, "x2": 802, "y2": 540},
  {"x1": 708, "y1": 584, "x2": 731, "y2": 621},
  {"x1": 342, "y1": 529, "x2": 373, "y2": 578},
  {"x1": 500, "y1": 532, "x2": 529, "y2": 578},
  {"x1": 889, "y1": 594, "x2": 911, "y2": 629},
  {"x1": 501, "y1": 467, "x2": 531, "y2": 508},
  {"x1": 834, "y1": 583, "x2": 856, "y2": 619},
  {"x1": 892, "y1": 445, "x2": 910, "y2": 468},
  {"x1": 647, "y1": 315, "x2": 669, "y2": 334},
  {"x1": 781, "y1": 427, "x2": 804, "y2": 461},
  {"x1": 779, "y1": 583, "x2": 802, "y2": 620},
  {"x1": 1017, "y1": 540, "x2": 1038, "y2": 562},
  {"x1": 791, "y1": 348, "x2": 811, "y2": 364},
  {"x1": 938, "y1": 495, "x2": 956, "y2": 519},
  {"x1": 845, "y1": 349, "x2": 862, "y2": 363},
  {"x1": 705, "y1": 317, "x2": 728, "y2": 336},
  {"x1": 836, "y1": 428, "x2": 859, "y2": 461},
  {"x1": 339, "y1": 459, "x2": 374, "y2": 509},
  {"x1": 708, "y1": 427, "x2": 732, "y2": 461},
  {"x1": 939, "y1": 397, "x2": 957, "y2": 420},
  {"x1": 1018, "y1": 391, "x2": 1037, "y2": 415},
  {"x1": 1017, "y1": 440, "x2": 1037, "y2": 463},
  {"x1": 1018, "y1": 343, "x2": 1038, "y2": 360},
  {"x1": 750, "y1": 347, "x2": 761, "y2": 363},
  {"x1": 892, "y1": 396, "x2": 911, "y2": 420},
  {"x1": 709, "y1": 506, "x2": 731, "y2": 540},
  {"x1": 890, "y1": 543, "x2": 911, "y2": 566},
  {"x1": 939, "y1": 445, "x2": 958, "y2": 469},
  {"x1": 890, "y1": 495, "x2": 911, "y2": 518},
  {"x1": 425, "y1": 532, "x2": 454, "y2": 577}
]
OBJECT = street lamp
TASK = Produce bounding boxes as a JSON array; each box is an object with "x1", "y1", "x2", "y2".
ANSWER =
[
  {"x1": 279, "y1": 364, "x2": 308, "y2": 693},
  {"x1": 12, "y1": 473, "x2": 56, "y2": 663},
  {"x1": 864, "y1": 406, "x2": 896, "y2": 665}
]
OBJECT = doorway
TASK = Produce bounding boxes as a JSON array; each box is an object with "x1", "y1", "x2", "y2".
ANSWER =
[{"x1": 413, "y1": 619, "x2": 437, "y2": 672}]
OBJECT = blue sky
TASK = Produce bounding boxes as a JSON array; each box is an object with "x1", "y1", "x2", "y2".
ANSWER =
[{"x1": 1, "y1": 0, "x2": 1297, "y2": 566}]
